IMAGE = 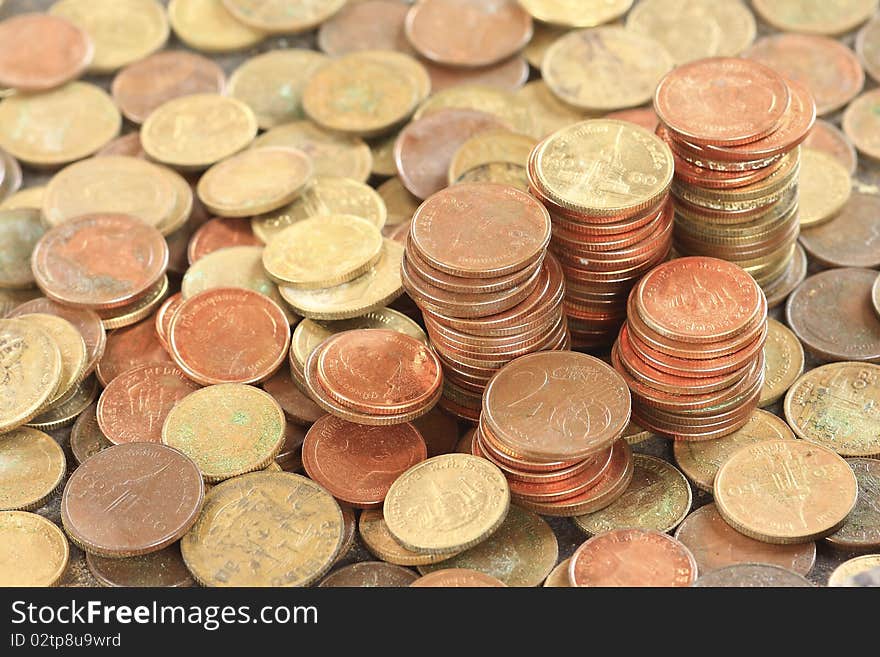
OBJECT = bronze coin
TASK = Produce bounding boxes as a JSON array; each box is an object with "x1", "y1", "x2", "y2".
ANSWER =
[
  {"x1": 786, "y1": 267, "x2": 880, "y2": 363},
  {"x1": 69, "y1": 403, "x2": 112, "y2": 465},
  {"x1": 261, "y1": 369, "x2": 323, "y2": 426},
  {"x1": 86, "y1": 544, "x2": 194, "y2": 587},
  {"x1": 96, "y1": 318, "x2": 173, "y2": 387},
  {"x1": 61, "y1": 442, "x2": 204, "y2": 557},
  {"x1": 154, "y1": 292, "x2": 183, "y2": 349},
  {"x1": 32, "y1": 213, "x2": 169, "y2": 310},
  {"x1": 800, "y1": 193, "x2": 880, "y2": 269},
  {"x1": 693, "y1": 563, "x2": 813, "y2": 587},
  {"x1": 410, "y1": 568, "x2": 506, "y2": 587},
  {"x1": 186, "y1": 217, "x2": 260, "y2": 264},
  {"x1": 169, "y1": 288, "x2": 291, "y2": 385},
  {"x1": 318, "y1": 1, "x2": 414, "y2": 56},
  {"x1": 412, "y1": 406, "x2": 461, "y2": 457},
  {"x1": 423, "y1": 56, "x2": 529, "y2": 93},
  {"x1": 804, "y1": 119, "x2": 858, "y2": 175},
  {"x1": 97, "y1": 363, "x2": 201, "y2": 445},
  {"x1": 302, "y1": 415, "x2": 427, "y2": 508},
  {"x1": 319, "y1": 561, "x2": 419, "y2": 587}
]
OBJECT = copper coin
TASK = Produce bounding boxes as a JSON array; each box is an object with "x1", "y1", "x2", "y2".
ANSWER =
[
  {"x1": 169, "y1": 288, "x2": 291, "y2": 385},
  {"x1": 154, "y1": 292, "x2": 183, "y2": 349},
  {"x1": 394, "y1": 107, "x2": 509, "y2": 199},
  {"x1": 315, "y1": 329, "x2": 442, "y2": 415},
  {"x1": 318, "y1": 1, "x2": 414, "y2": 56},
  {"x1": 186, "y1": 217, "x2": 261, "y2": 264},
  {"x1": 786, "y1": 268, "x2": 880, "y2": 363},
  {"x1": 0, "y1": 13, "x2": 92, "y2": 92},
  {"x1": 96, "y1": 318, "x2": 173, "y2": 387},
  {"x1": 674, "y1": 504, "x2": 816, "y2": 576},
  {"x1": 61, "y1": 443, "x2": 204, "y2": 557},
  {"x1": 569, "y1": 529, "x2": 697, "y2": 587},
  {"x1": 404, "y1": 0, "x2": 532, "y2": 68},
  {"x1": 302, "y1": 415, "x2": 426, "y2": 508},
  {"x1": 693, "y1": 563, "x2": 813, "y2": 587},
  {"x1": 86, "y1": 544, "x2": 194, "y2": 587},
  {"x1": 800, "y1": 193, "x2": 880, "y2": 269},
  {"x1": 745, "y1": 34, "x2": 864, "y2": 116},
  {"x1": 423, "y1": 56, "x2": 529, "y2": 93},
  {"x1": 70, "y1": 403, "x2": 112, "y2": 465},
  {"x1": 654, "y1": 58, "x2": 790, "y2": 146},
  {"x1": 275, "y1": 421, "x2": 306, "y2": 471},
  {"x1": 804, "y1": 119, "x2": 858, "y2": 175},
  {"x1": 111, "y1": 50, "x2": 225, "y2": 124},
  {"x1": 412, "y1": 406, "x2": 460, "y2": 457},
  {"x1": 319, "y1": 561, "x2": 419, "y2": 587},
  {"x1": 261, "y1": 369, "x2": 323, "y2": 426},
  {"x1": 32, "y1": 213, "x2": 169, "y2": 310},
  {"x1": 827, "y1": 458, "x2": 880, "y2": 550},
  {"x1": 97, "y1": 363, "x2": 200, "y2": 445},
  {"x1": 409, "y1": 568, "x2": 506, "y2": 587}
]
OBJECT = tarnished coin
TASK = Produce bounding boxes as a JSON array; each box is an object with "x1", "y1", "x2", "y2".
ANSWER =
[
  {"x1": 715, "y1": 440, "x2": 858, "y2": 544},
  {"x1": 675, "y1": 504, "x2": 816, "y2": 576},
  {"x1": 87, "y1": 545, "x2": 194, "y2": 587},
  {"x1": 162, "y1": 383, "x2": 286, "y2": 481},
  {"x1": 797, "y1": 148, "x2": 852, "y2": 227},
  {"x1": 843, "y1": 89, "x2": 880, "y2": 160},
  {"x1": 751, "y1": 0, "x2": 878, "y2": 36},
  {"x1": 384, "y1": 453, "x2": 510, "y2": 554},
  {"x1": 61, "y1": 442, "x2": 203, "y2": 557},
  {"x1": 359, "y1": 508, "x2": 460, "y2": 567},
  {"x1": 187, "y1": 218, "x2": 260, "y2": 264},
  {"x1": 261, "y1": 370, "x2": 323, "y2": 426},
  {"x1": 573, "y1": 455, "x2": 691, "y2": 535},
  {"x1": 800, "y1": 193, "x2": 880, "y2": 268},
  {"x1": 417, "y1": 505, "x2": 557, "y2": 587},
  {"x1": 0, "y1": 427, "x2": 65, "y2": 511},
  {"x1": 222, "y1": 0, "x2": 346, "y2": 34},
  {"x1": 828, "y1": 554, "x2": 880, "y2": 587},
  {"x1": 167, "y1": 0, "x2": 264, "y2": 53},
  {"x1": 96, "y1": 318, "x2": 172, "y2": 387},
  {"x1": 181, "y1": 472, "x2": 343, "y2": 587},
  {"x1": 693, "y1": 564, "x2": 813, "y2": 588},
  {"x1": 759, "y1": 319, "x2": 805, "y2": 408},
  {"x1": 827, "y1": 458, "x2": 880, "y2": 549},
  {"x1": 70, "y1": 403, "x2": 111, "y2": 465},
  {"x1": 0, "y1": 209, "x2": 43, "y2": 290},
  {"x1": 0, "y1": 511, "x2": 69, "y2": 587},
  {"x1": 28, "y1": 375, "x2": 98, "y2": 431},
  {"x1": 319, "y1": 561, "x2": 418, "y2": 588},
  {"x1": 804, "y1": 119, "x2": 858, "y2": 175},
  {"x1": 17, "y1": 313, "x2": 86, "y2": 405},
  {"x1": 0, "y1": 318, "x2": 62, "y2": 433},
  {"x1": 410, "y1": 569, "x2": 506, "y2": 587}
]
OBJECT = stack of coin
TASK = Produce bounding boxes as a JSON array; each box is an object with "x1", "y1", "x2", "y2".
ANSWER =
[
  {"x1": 612, "y1": 257, "x2": 767, "y2": 441},
  {"x1": 527, "y1": 119, "x2": 675, "y2": 348},
  {"x1": 401, "y1": 182, "x2": 568, "y2": 421},
  {"x1": 472, "y1": 351, "x2": 634, "y2": 516},
  {"x1": 653, "y1": 58, "x2": 816, "y2": 301}
]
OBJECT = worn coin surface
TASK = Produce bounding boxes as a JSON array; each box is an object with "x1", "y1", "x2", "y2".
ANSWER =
[
  {"x1": 0, "y1": 318, "x2": 62, "y2": 433},
  {"x1": 543, "y1": 558, "x2": 572, "y2": 587},
  {"x1": 693, "y1": 563, "x2": 813, "y2": 587},
  {"x1": 187, "y1": 218, "x2": 260, "y2": 264},
  {"x1": 0, "y1": 511, "x2": 69, "y2": 587},
  {"x1": 519, "y1": 0, "x2": 632, "y2": 28},
  {"x1": 828, "y1": 554, "x2": 880, "y2": 586},
  {"x1": 800, "y1": 192, "x2": 880, "y2": 268},
  {"x1": 167, "y1": 0, "x2": 264, "y2": 53},
  {"x1": 0, "y1": 427, "x2": 65, "y2": 511},
  {"x1": 96, "y1": 319, "x2": 172, "y2": 387},
  {"x1": 87, "y1": 545, "x2": 194, "y2": 588},
  {"x1": 222, "y1": 0, "x2": 346, "y2": 34},
  {"x1": 826, "y1": 458, "x2": 880, "y2": 549},
  {"x1": 843, "y1": 89, "x2": 880, "y2": 160},
  {"x1": 359, "y1": 508, "x2": 460, "y2": 567},
  {"x1": 0, "y1": 209, "x2": 43, "y2": 290}
]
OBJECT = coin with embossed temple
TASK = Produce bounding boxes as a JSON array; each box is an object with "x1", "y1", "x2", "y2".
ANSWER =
[
  {"x1": 828, "y1": 554, "x2": 880, "y2": 587},
  {"x1": 70, "y1": 403, "x2": 111, "y2": 465},
  {"x1": 0, "y1": 427, "x2": 65, "y2": 511},
  {"x1": 87, "y1": 545, "x2": 194, "y2": 588},
  {"x1": 826, "y1": 458, "x2": 880, "y2": 549},
  {"x1": 410, "y1": 569, "x2": 506, "y2": 587},
  {"x1": 0, "y1": 511, "x2": 69, "y2": 587},
  {"x1": 693, "y1": 563, "x2": 813, "y2": 588},
  {"x1": 0, "y1": 318, "x2": 62, "y2": 433},
  {"x1": 759, "y1": 319, "x2": 805, "y2": 407},
  {"x1": 319, "y1": 561, "x2": 418, "y2": 588}
]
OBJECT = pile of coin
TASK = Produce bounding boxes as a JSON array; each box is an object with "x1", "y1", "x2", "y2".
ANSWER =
[
  {"x1": 527, "y1": 119, "x2": 675, "y2": 348},
  {"x1": 472, "y1": 351, "x2": 634, "y2": 516},
  {"x1": 613, "y1": 257, "x2": 767, "y2": 440},
  {"x1": 653, "y1": 58, "x2": 815, "y2": 301},
  {"x1": 401, "y1": 182, "x2": 568, "y2": 421}
]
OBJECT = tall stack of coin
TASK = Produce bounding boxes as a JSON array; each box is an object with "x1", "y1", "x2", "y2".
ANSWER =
[
  {"x1": 527, "y1": 119, "x2": 675, "y2": 348},
  {"x1": 401, "y1": 182, "x2": 568, "y2": 421},
  {"x1": 612, "y1": 257, "x2": 767, "y2": 441},
  {"x1": 653, "y1": 58, "x2": 816, "y2": 301},
  {"x1": 472, "y1": 351, "x2": 634, "y2": 516}
]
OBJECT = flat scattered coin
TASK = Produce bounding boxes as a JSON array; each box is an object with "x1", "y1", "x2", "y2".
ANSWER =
[
  {"x1": 359, "y1": 508, "x2": 460, "y2": 566},
  {"x1": 543, "y1": 558, "x2": 572, "y2": 587},
  {"x1": 0, "y1": 511, "x2": 69, "y2": 587},
  {"x1": 410, "y1": 569, "x2": 506, "y2": 587},
  {"x1": 715, "y1": 440, "x2": 858, "y2": 544},
  {"x1": 0, "y1": 318, "x2": 62, "y2": 433},
  {"x1": 222, "y1": 0, "x2": 346, "y2": 34},
  {"x1": 87, "y1": 545, "x2": 194, "y2": 588},
  {"x1": 0, "y1": 209, "x2": 43, "y2": 289},
  {"x1": 797, "y1": 148, "x2": 852, "y2": 227},
  {"x1": 804, "y1": 119, "x2": 858, "y2": 175},
  {"x1": 319, "y1": 1, "x2": 413, "y2": 56},
  {"x1": 843, "y1": 89, "x2": 880, "y2": 160},
  {"x1": 693, "y1": 563, "x2": 813, "y2": 588},
  {"x1": 167, "y1": 0, "x2": 264, "y2": 53},
  {"x1": 759, "y1": 319, "x2": 806, "y2": 408},
  {"x1": 800, "y1": 192, "x2": 880, "y2": 268},
  {"x1": 96, "y1": 318, "x2": 172, "y2": 387},
  {"x1": 70, "y1": 403, "x2": 112, "y2": 465},
  {"x1": 61, "y1": 442, "x2": 203, "y2": 557},
  {"x1": 519, "y1": 0, "x2": 632, "y2": 27},
  {"x1": 448, "y1": 130, "x2": 536, "y2": 185},
  {"x1": 826, "y1": 458, "x2": 880, "y2": 549},
  {"x1": 828, "y1": 554, "x2": 880, "y2": 587},
  {"x1": 187, "y1": 218, "x2": 261, "y2": 264},
  {"x1": 181, "y1": 472, "x2": 343, "y2": 587},
  {"x1": 261, "y1": 370, "x2": 323, "y2": 426},
  {"x1": 162, "y1": 383, "x2": 286, "y2": 481},
  {"x1": 414, "y1": 85, "x2": 535, "y2": 137},
  {"x1": 858, "y1": 16, "x2": 880, "y2": 83},
  {"x1": 424, "y1": 56, "x2": 529, "y2": 94},
  {"x1": 28, "y1": 375, "x2": 98, "y2": 431},
  {"x1": 0, "y1": 427, "x2": 65, "y2": 511},
  {"x1": 319, "y1": 561, "x2": 418, "y2": 588},
  {"x1": 0, "y1": 186, "x2": 45, "y2": 212},
  {"x1": 751, "y1": 0, "x2": 878, "y2": 37}
]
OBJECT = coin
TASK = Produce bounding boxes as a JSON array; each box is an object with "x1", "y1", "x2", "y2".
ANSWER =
[
  {"x1": 359, "y1": 508, "x2": 459, "y2": 566},
  {"x1": 0, "y1": 511, "x2": 69, "y2": 587},
  {"x1": 319, "y1": 1, "x2": 413, "y2": 56},
  {"x1": 415, "y1": 84, "x2": 536, "y2": 138},
  {"x1": 826, "y1": 458, "x2": 880, "y2": 549},
  {"x1": 96, "y1": 132, "x2": 146, "y2": 159},
  {"x1": 70, "y1": 403, "x2": 111, "y2": 465},
  {"x1": 96, "y1": 319, "x2": 172, "y2": 387},
  {"x1": 751, "y1": 0, "x2": 878, "y2": 36},
  {"x1": 423, "y1": 56, "x2": 529, "y2": 94},
  {"x1": 417, "y1": 504, "x2": 556, "y2": 587},
  {"x1": 519, "y1": 0, "x2": 631, "y2": 27},
  {"x1": 804, "y1": 119, "x2": 858, "y2": 175},
  {"x1": 0, "y1": 209, "x2": 42, "y2": 290},
  {"x1": 167, "y1": 0, "x2": 264, "y2": 52},
  {"x1": 801, "y1": 192, "x2": 880, "y2": 268},
  {"x1": 222, "y1": 0, "x2": 346, "y2": 34},
  {"x1": 17, "y1": 313, "x2": 86, "y2": 405},
  {"x1": 384, "y1": 453, "x2": 510, "y2": 553},
  {"x1": 0, "y1": 81, "x2": 120, "y2": 167},
  {"x1": 858, "y1": 15, "x2": 880, "y2": 83},
  {"x1": 0, "y1": 186, "x2": 45, "y2": 211},
  {"x1": 319, "y1": 561, "x2": 418, "y2": 588},
  {"x1": 693, "y1": 563, "x2": 813, "y2": 587},
  {"x1": 798, "y1": 148, "x2": 851, "y2": 227},
  {"x1": 759, "y1": 319, "x2": 805, "y2": 407},
  {"x1": 843, "y1": 89, "x2": 880, "y2": 160},
  {"x1": 569, "y1": 528, "x2": 697, "y2": 587},
  {"x1": 87, "y1": 545, "x2": 194, "y2": 587},
  {"x1": 0, "y1": 427, "x2": 65, "y2": 511},
  {"x1": 516, "y1": 81, "x2": 586, "y2": 138},
  {"x1": 0, "y1": 13, "x2": 92, "y2": 91},
  {"x1": 0, "y1": 318, "x2": 62, "y2": 433},
  {"x1": 828, "y1": 554, "x2": 880, "y2": 587},
  {"x1": 410, "y1": 568, "x2": 506, "y2": 587},
  {"x1": 187, "y1": 218, "x2": 260, "y2": 264},
  {"x1": 412, "y1": 406, "x2": 460, "y2": 458},
  {"x1": 27, "y1": 375, "x2": 96, "y2": 431},
  {"x1": 261, "y1": 369, "x2": 322, "y2": 425},
  {"x1": 786, "y1": 268, "x2": 880, "y2": 363},
  {"x1": 448, "y1": 130, "x2": 536, "y2": 186},
  {"x1": 543, "y1": 558, "x2": 571, "y2": 587}
]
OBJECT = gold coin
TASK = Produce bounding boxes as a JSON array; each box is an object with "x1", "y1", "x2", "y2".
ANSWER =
[
  {"x1": 760, "y1": 318, "x2": 805, "y2": 407},
  {"x1": 625, "y1": 0, "x2": 756, "y2": 65},
  {"x1": 715, "y1": 439, "x2": 858, "y2": 544},
  {"x1": 455, "y1": 162, "x2": 530, "y2": 192},
  {"x1": 448, "y1": 130, "x2": 537, "y2": 186},
  {"x1": 155, "y1": 165, "x2": 194, "y2": 236},
  {"x1": 302, "y1": 53, "x2": 419, "y2": 137},
  {"x1": 180, "y1": 245, "x2": 297, "y2": 324},
  {"x1": 360, "y1": 50, "x2": 431, "y2": 103},
  {"x1": 141, "y1": 93, "x2": 258, "y2": 171},
  {"x1": 197, "y1": 147, "x2": 313, "y2": 218},
  {"x1": 0, "y1": 319, "x2": 62, "y2": 433},
  {"x1": 785, "y1": 362, "x2": 880, "y2": 458},
  {"x1": 0, "y1": 511, "x2": 69, "y2": 586},
  {"x1": 0, "y1": 209, "x2": 43, "y2": 290},
  {"x1": 752, "y1": 0, "x2": 878, "y2": 36},
  {"x1": 370, "y1": 133, "x2": 399, "y2": 178},
  {"x1": 359, "y1": 508, "x2": 459, "y2": 566},
  {"x1": 520, "y1": 0, "x2": 632, "y2": 27},
  {"x1": 42, "y1": 156, "x2": 178, "y2": 229},
  {"x1": 168, "y1": 0, "x2": 264, "y2": 52},
  {"x1": 673, "y1": 410, "x2": 795, "y2": 493},
  {"x1": 278, "y1": 239, "x2": 404, "y2": 320},
  {"x1": 798, "y1": 148, "x2": 851, "y2": 227},
  {"x1": 377, "y1": 177, "x2": 420, "y2": 228},
  {"x1": 0, "y1": 288, "x2": 42, "y2": 317},
  {"x1": 827, "y1": 458, "x2": 880, "y2": 549},
  {"x1": 17, "y1": 314, "x2": 86, "y2": 405},
  {"x1": 222, "y1": 0, "x2": 347, "y2": 34},
  {"x1": 383, "y1": 453, "x2": 510, "y2": 554},
  {"x1": 227, "y1": 49, "x2": 328, "y2": 130},
  {"x1": 0, "y1": 427, "x2": 65, "y2": 511},
  {"x1": 162, "y1": 383, "x2": 286, "y2": 482},
  {"x1": 181, "y1": 471, "x2": 343, "y2": 586},
  {"x1": 573, "y1": 454, "x2": 692, "y2": 535},
  {"x1": 415, "y1": 84, "x2": 537, "y2": 138},
  {"x1": 828, "y1": 554, "x2": 880, "y2": 587},
  {"x1": 0, "y1": 82, "x2": 120, "y2": 168},
  {"x1": 253, "y1": 120, "x2": 372, "y2": 183},
  {"x1": 843, "y1": 89, "x2": 880, "y2": 161},
  {"x1": 0, "y1": 186, "x2": 46, "y2": 211},
  {"x1": 524, "y1": 22, "x2": 568, "y2": 69},
  {"x1": 50, "y1": 0, "x2": 169, "y2": 73},
  {"x1": 96, "y1": 274, "x2": 169, "y2": 330},
  {"x1": 262, "y1": 214, "x2": 383, "y2": 289},
  {"x1": 623, "y1": 421, "x2": 655, "y2": 445},
  {"x1": 27, "y1": 375, "x2": 98, "y2": 431},
  {"x1": 417, "y1": 505, "x2": 557, "y2": 587},
  {"x1": 252, "y1": 177, "x2": 386, "y2": 244},
  {"x1": 542, "y1": 27, "x2": 674, "y2": 112}
]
